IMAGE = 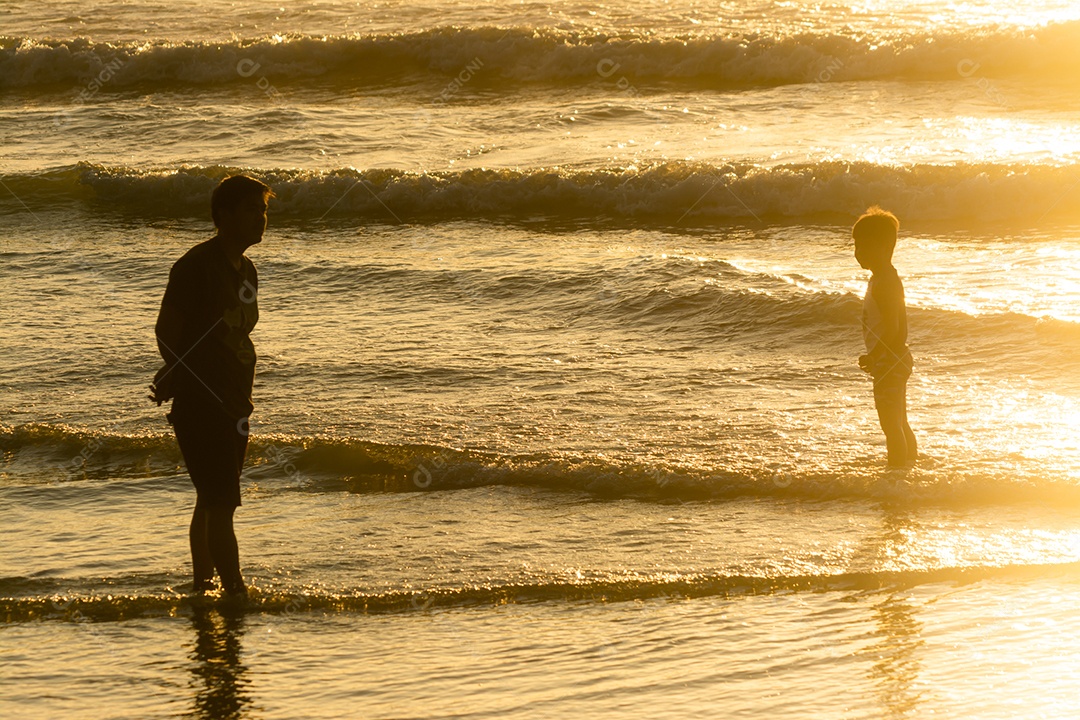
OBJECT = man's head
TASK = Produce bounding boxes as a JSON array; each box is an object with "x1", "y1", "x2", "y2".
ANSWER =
[
  {"x1": 211, "y1": 175, "x2": 274, "y2": 247},
  {"x1": 852, "y1": 206, "x2": 899, "y2": 271}
]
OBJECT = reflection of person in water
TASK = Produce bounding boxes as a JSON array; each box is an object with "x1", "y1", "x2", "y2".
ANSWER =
[
  {"x1": 189, "y1": 605, "x2": 253, "y2": 719},
  {"x1": 860, "y1": 508, "x2": 926, "y2": 718},
  {"x1": 151, "y1": 175, "x2": 273, "y2": 597},
  {"x1": 868, "y1": 592, "x2": 924, "y2": 718},
  {"x1": 853, "y1": 206, "x2": 918, "y2": 467}
]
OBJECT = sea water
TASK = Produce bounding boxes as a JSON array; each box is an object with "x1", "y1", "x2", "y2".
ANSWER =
[{"x1": 3, "y1": 1, "x2": 1080, "y2": 718}]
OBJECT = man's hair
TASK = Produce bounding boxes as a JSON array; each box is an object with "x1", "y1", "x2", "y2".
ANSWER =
[
  {"x1": 852, "y1": 206, "x2": 899, "y2": 255},
  {"x1": 211, "y1": 175, "x2": 274, "y2": 228}
]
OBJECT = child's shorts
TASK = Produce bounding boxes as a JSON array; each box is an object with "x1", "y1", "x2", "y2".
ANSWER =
[{"x1": 872, "y1": 351, "x2": 913, "y2": 410}]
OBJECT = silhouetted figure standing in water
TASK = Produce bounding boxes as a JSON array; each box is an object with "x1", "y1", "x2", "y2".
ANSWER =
[
  {"x1": 854, "y1": 206, "x2": 917, "y2": 467},
  {"x1": 150, "y1": 175, "x2": 273, "y2": 597}
]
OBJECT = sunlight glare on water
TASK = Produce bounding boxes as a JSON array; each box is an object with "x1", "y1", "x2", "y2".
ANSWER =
[
  {"x1": 5, "y1": 0, "x2": 1080, "y2": 717},
  {"x1": 867, "y1": 0, "x2": 1080, "y2": 29}
]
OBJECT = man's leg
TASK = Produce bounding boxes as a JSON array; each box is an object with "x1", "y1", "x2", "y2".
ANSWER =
[
  {"x1": 190, "y1": 506, "x2": 215, "y2": 592},
  {"x1": 206, "y1": 505, "x2": 246, "y2": 596}
]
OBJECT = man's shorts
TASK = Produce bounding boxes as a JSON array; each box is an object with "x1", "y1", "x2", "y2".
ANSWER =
[{"x1": 168, "y1": 399, "x2": 248, "y2": 509}]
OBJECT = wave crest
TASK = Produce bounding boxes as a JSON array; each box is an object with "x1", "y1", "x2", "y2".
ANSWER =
[
  {"x1": 4, "y1": 161, "x2": 1080, "y2": 224},
  {"x1": 5, "y1": 423, "x2": 1080, "y2": 508},
  {"x1": 4, "y1": 23, "x2": 1080, "y2": 90},
  {"x1": 5, "y1": 561, "x2": 1078, "y2": 623}
]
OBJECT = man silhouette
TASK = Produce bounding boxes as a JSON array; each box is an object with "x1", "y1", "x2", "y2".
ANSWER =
[{"x1": 151, "y1": 175, "x2": 273, "y2": 596}]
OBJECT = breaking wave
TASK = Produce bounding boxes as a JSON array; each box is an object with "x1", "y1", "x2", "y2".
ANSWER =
[
  {"x1": 3, "y1": 23, "x2": 1080, "y2": 90},
  {"x1": 4, "y1": 561, "x2": 1079, "y2": 623},
  {"x1": 4, "y1": 160, "x2": 1080, "y2": 224},
  {"x1": 4, "y1": 423, "x2": 1080, "y2": 508}
]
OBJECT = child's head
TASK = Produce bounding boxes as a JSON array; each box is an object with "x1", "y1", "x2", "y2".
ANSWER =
[{"x1": 852, "y1": 206, "x2": 899, "y2": 270}]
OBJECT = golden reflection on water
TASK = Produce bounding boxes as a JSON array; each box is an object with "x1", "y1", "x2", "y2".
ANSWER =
[
  {"x1": 949, "y1": 118, "x2": 1080, "y2": 164},
  {"x1": 188, "y1": 605, "x2": 253, "y2": 720},
  {"x1": 914, "y1": 0, "x2": 1080, "y2": 28},
  {"x1": 853, "y1": 509, "x2": 926, "y2": 718},
  {"x1": 867, "y1": 593, "x2": 925, "y2": 719},
  {"x1": 848, "y1": 505, "x2": 1080, "y2": 718}
]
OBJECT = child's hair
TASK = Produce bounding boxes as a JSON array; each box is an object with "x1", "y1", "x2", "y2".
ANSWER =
[
  {"x1": 852, "y1": 206, "x2": 899, "y2": 255},
  {"x1": 211, "y1": 175, "x2": 274, "y2": 228}
]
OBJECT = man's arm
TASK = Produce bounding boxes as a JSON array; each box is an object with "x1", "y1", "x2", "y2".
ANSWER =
[{"x1": 150, "y1": 265, "x2": 189, "y2": 404}]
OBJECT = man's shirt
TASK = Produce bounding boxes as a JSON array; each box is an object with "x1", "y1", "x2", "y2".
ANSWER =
[{"x1": 158, "y1": 238, "x2": 258, "y2": 419}]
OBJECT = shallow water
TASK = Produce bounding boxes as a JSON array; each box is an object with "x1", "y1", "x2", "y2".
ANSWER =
[
  {"x1": 6, "y1": 576, "x2": 1080, "y2": 719},
  {"x1": 4, "y1": 0, "x2": 1080, "y2": 717}
]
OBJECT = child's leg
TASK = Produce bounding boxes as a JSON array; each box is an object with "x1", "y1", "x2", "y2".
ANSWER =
[
  {"x1": 895, "y1": 373, "x2": 917, "y2": 461},
  {"x1": 874, "y1": 380, "x2": 911, "y2": 467},
  {"x1": 901, "y1": 402, "x2": 917, "y2": 462}
]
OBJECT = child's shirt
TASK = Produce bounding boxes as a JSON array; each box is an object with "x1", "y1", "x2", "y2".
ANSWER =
[{"x1": 862, "y1": 265, "x2": 910, "y2": 363}]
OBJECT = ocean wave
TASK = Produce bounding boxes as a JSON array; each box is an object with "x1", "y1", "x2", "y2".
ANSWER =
[
  {"x1": 5, "y1": 423, "x2": 1080, "y2": 508},
  {"x1": 4, "y1": 561, "x2": 1078, "y2": 623},
  {"x1": 3, "y1": 23, "x2": 1079, "y2": 90},
  {"x1": 4, "y1": 160, "x2": 1080, "y2": 224},
  {"x1": 349, "y1": 260, "x2": 1080, "y2": 348}
]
